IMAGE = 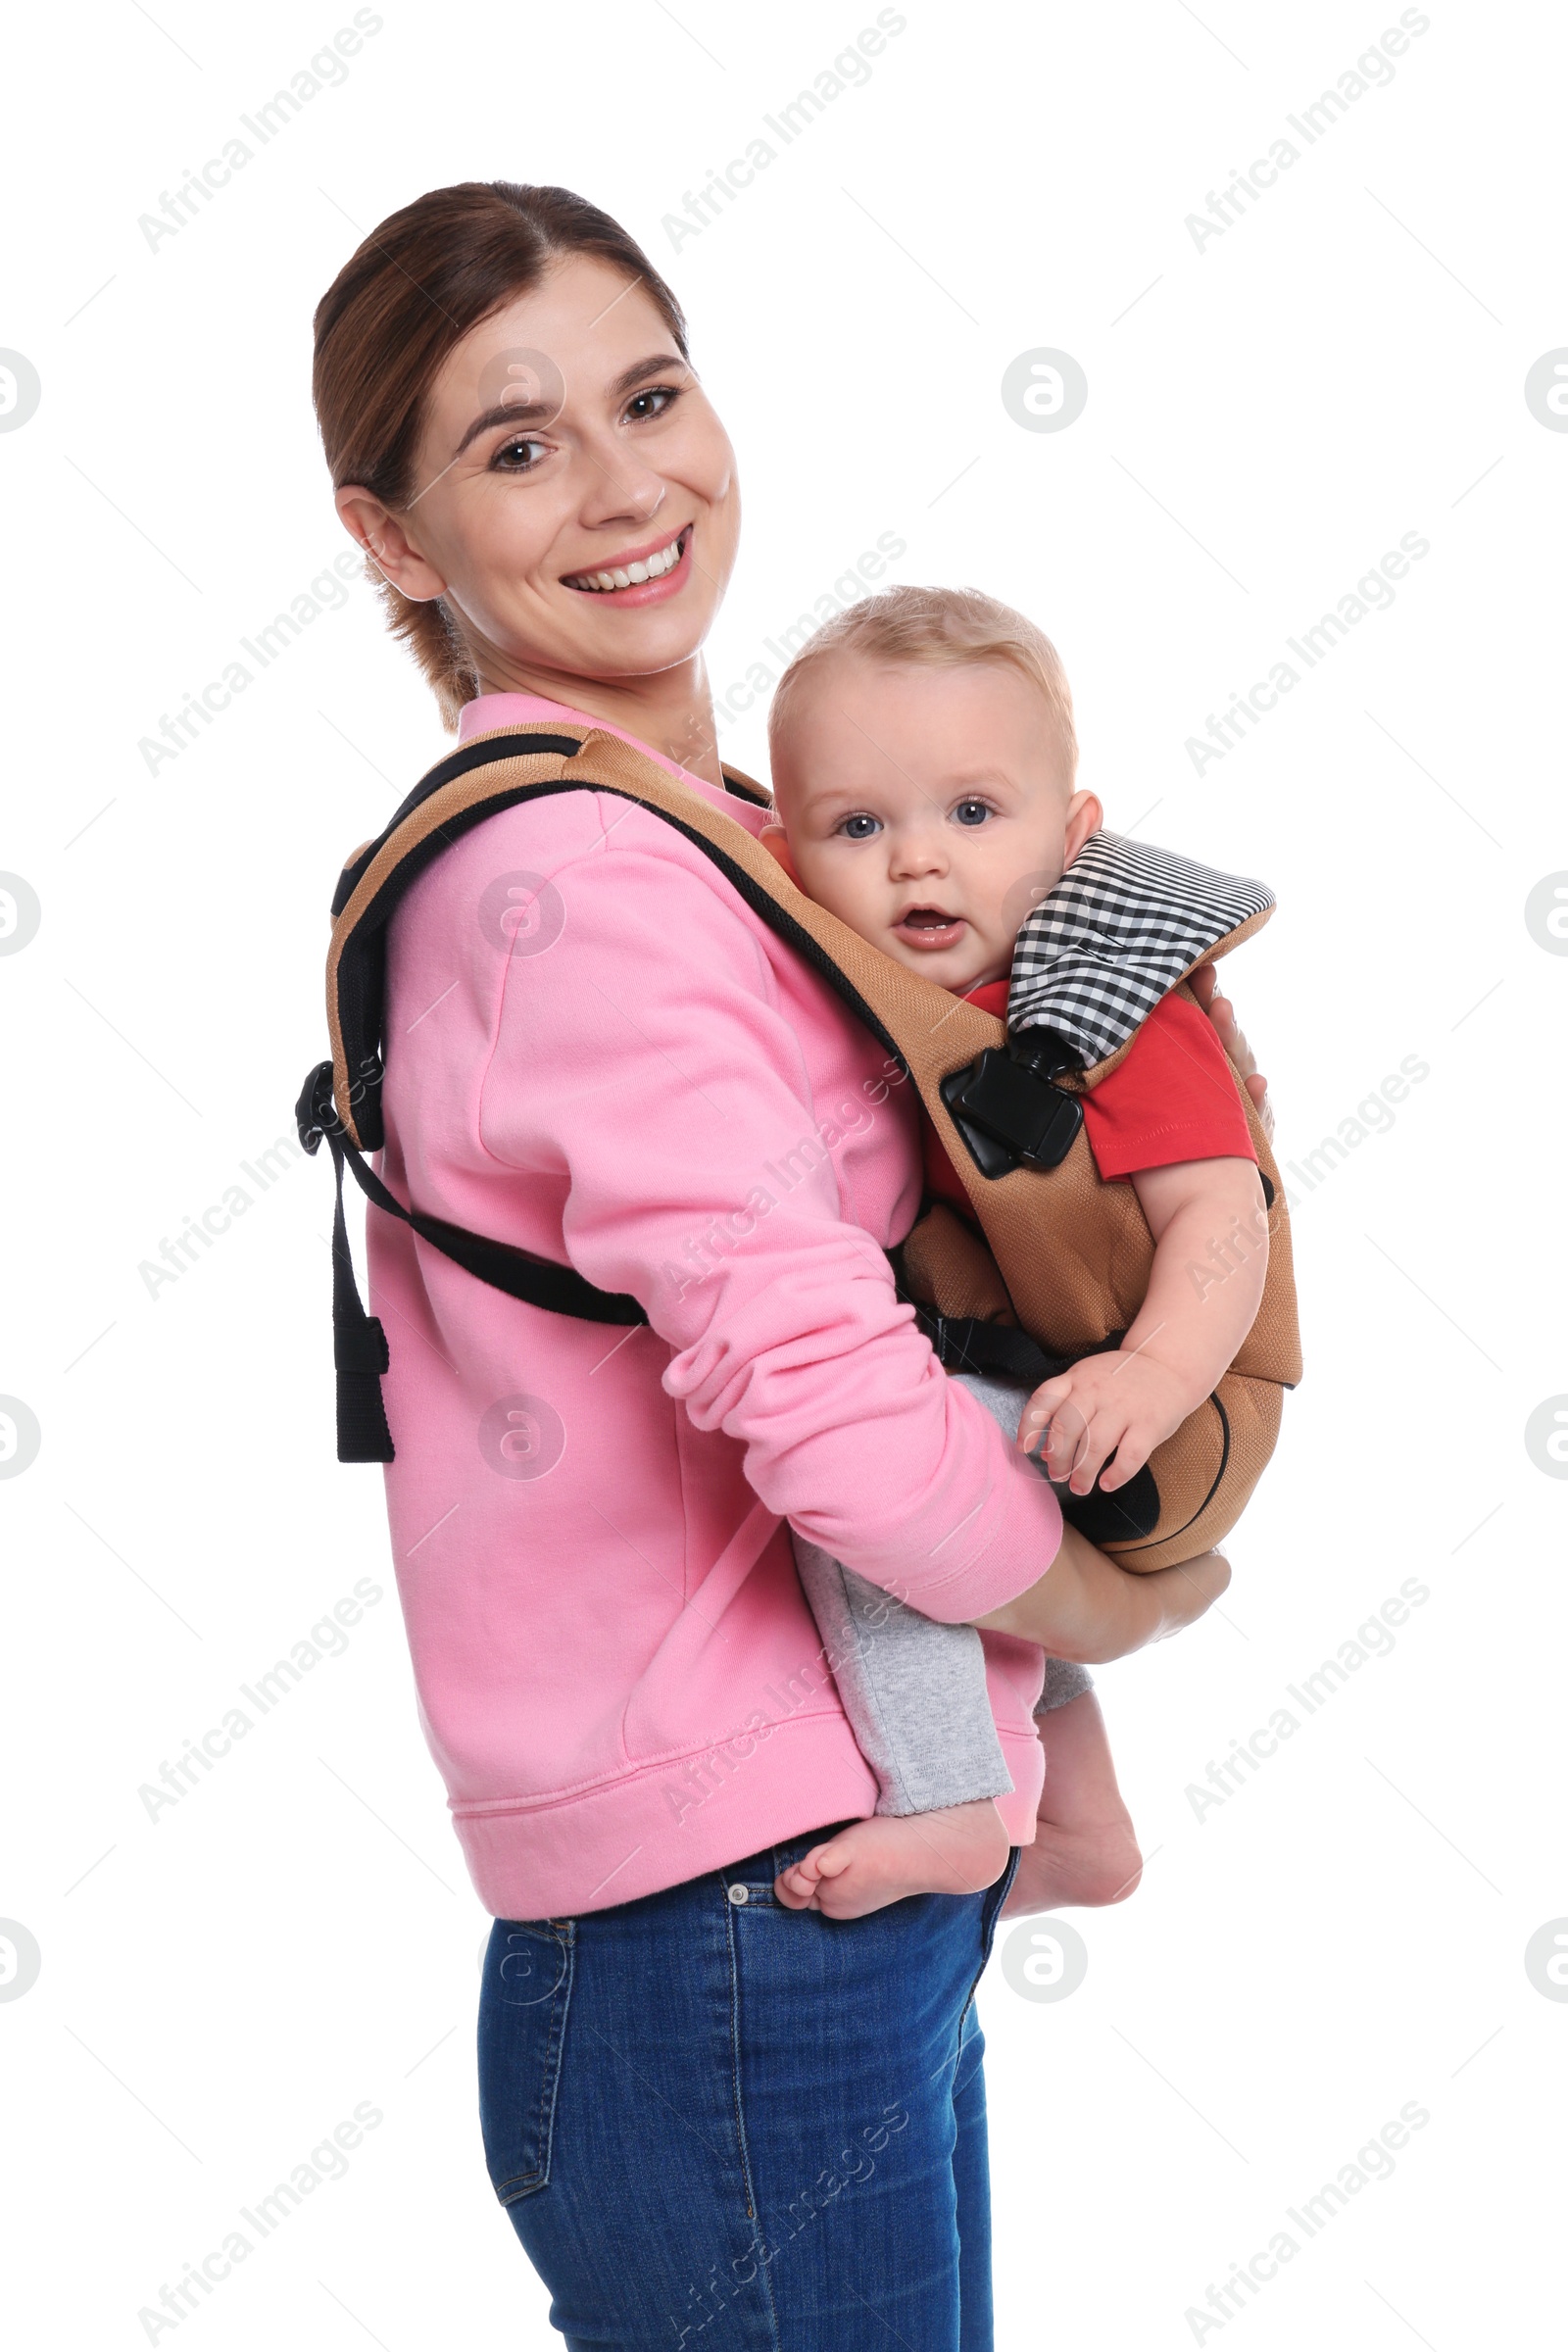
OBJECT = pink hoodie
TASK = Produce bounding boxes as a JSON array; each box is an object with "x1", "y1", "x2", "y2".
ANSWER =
[{"x1": 368, "y1": 692, "x2": 1062, "y2": 1918}]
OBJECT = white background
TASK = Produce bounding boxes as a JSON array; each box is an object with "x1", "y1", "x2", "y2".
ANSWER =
[{"x1": 3, "y1": 1, "x2": 1564, "y2": 2344}]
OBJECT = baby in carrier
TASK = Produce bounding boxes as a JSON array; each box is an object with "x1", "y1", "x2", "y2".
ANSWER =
[{"x1": 760, "y1": 585, "x2": 1273, "y2": 1919}]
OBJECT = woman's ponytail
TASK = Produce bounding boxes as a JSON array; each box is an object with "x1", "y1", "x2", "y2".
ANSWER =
[{"x1": 370, "y1": 576, "x2": 479, "y2": 731}]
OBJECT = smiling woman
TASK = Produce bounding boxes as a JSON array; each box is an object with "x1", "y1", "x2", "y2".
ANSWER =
[
  {"x1": 306, "y1": 180, "x2": 1270, "y2": 2351},
  {"x1": 315, "y1": 181, "x2": 739, "y2": 778}
]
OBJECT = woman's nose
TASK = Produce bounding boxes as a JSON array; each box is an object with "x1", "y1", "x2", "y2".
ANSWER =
[{"x1": 577, "y1": 451, "x2": 667, "y2": 530}]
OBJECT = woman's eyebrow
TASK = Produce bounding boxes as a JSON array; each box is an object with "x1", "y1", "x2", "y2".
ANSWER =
[
  {"x1": 456, "y1": 398, "x2": 555, "y2": 455},
  {"x1": 608, "y1": 351, "x2": 687, "y2": 397},
  {"x1": 455, "y1": 354, "x2": 687, "y2": 458}
]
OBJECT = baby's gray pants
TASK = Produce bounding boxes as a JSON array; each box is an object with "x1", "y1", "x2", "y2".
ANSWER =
[{"x1": 793, "y1": 1370, "x2": 1094, "y2": 1817}]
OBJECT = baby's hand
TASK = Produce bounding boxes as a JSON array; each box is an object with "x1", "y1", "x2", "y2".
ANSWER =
[{"x1": 1020, "y1": 1351, "x2": 1193, "y2": 1494}]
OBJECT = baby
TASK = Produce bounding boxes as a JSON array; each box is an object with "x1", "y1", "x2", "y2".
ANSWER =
[{"x1": 759, "y1": 586, "x2": 1269, "y2": 1920}]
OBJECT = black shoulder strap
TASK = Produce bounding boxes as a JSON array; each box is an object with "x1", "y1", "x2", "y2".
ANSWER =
[
  {"x1": 296, "y1": 1061, "x2": 646, "y2": 1464},
  {"x1": 300, "y1": 727, "x2": 761, "y2": 1463}
]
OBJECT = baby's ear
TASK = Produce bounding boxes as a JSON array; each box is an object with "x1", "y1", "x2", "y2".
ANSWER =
[
  {"x1": 1062, "y1": 790, "x2": 1103, "y2": 867},
  {"x1": 759, "y1": 822, "x2": 803, "y2": 888}
]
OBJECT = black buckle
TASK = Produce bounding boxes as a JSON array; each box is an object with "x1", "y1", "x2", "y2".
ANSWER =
[
  {"x1": 295, "y1": 1061, "x2": 342, "y2": 1156},
  {"x1": 940, "y1": 1029, "x2": 1084, "y2": 1178}
]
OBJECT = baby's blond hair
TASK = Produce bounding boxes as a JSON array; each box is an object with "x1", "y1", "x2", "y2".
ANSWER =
[{"x1": 767, "y1": 583, "x2": 1078, "y2": 782}]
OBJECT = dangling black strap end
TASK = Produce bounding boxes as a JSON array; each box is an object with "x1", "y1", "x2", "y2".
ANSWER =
[
  {"x1": 334, "y1": 1308, "x2": 395, "y2": 1465},
  {"x1": 298, "y1": 1059, "x2": 398, "y2": 1462}
]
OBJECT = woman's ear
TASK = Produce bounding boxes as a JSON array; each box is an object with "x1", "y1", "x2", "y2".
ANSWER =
[
  {"x1": 335, "y1": 485, "x2": 449, "y2": 602},
  {"x1": 759, "y1": 822, "x2": 802, "y2": 888},
  {"x1": 1061, "y1": 790, "x2": 1103, "y2": 868}
]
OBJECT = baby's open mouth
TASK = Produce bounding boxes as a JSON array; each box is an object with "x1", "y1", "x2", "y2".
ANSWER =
[
  {"x1": 563, "y1": 526, "x2": 690, "y2": 594},
  {"x1": 895, "y1": 906, "x2": 967, "y2": 951}
]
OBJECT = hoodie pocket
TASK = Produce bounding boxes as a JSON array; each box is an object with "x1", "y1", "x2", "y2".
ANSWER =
[{"x1": 478, "y1": 1919, "x2": 574, "y2": 2205}]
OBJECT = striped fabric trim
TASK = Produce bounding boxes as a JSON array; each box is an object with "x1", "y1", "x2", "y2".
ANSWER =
[{"x1": 1007, "y1": 832, "x2": 1274, "y2": 1066}]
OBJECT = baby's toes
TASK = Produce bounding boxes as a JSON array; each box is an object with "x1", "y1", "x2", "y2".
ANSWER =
[{"x1": 773, "y1": 1859, "x2": 822, "y2": 1909}]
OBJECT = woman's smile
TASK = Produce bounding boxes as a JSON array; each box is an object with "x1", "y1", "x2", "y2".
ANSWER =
[{"x1": 562, "y1": 522, "x2": 692, "y2": 603}]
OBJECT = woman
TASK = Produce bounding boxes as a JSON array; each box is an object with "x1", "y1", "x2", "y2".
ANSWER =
[{"x1": 313, "y1": 181, "x2": 1269, "y2": 2349}]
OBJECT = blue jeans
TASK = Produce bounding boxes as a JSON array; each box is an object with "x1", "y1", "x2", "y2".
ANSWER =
[{"x1": 477, "y1": 1826, "x2": 1018, "y2": 2349}]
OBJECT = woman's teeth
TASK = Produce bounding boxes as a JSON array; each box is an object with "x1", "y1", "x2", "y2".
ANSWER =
[{"x1": 565, "y1": 532, "x2": 685, "y2": 592}]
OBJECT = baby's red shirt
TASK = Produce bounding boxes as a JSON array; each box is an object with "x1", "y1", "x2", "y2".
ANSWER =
[{"x1": 922, "y1": 980, "x2": 1256, "y2": 1211}]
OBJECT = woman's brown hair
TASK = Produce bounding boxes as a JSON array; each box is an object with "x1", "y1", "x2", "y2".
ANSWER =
[{"x1": 313, "y1": 181, "x2": 688, "y2": 728}]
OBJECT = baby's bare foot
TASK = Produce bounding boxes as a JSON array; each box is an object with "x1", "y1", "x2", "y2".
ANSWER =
[
  {"x1": 1004, "y1": 1687, "x2": 1145, "y2": 1919},
  {"x1": 774, "y1": 1800, "x2": 1011, "y2": 1920},
  {"x1": 1003, "y1": 1816, "x2": 1144, "y2": 1917}
]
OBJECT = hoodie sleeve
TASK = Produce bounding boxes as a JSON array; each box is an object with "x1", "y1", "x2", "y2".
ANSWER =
[{"x1": 474, "y1": 805, "x2": 1062, "y2": 1624}]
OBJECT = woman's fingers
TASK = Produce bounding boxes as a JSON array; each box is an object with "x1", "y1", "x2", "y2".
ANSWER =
[
  {"x1": 1216, "y1": 1001, "x2": 1274, "y2": 1136},
  {"x1": 1193, "y1": 969, "x2": 1276, "y2": 1140},
  {"x1": 1242, "y1": 1067, "x2": 1275, "y2": 1138}
]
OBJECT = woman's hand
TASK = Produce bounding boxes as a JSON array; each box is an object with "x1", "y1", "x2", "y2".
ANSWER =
[
  {"x1": 1187, "y1": 963, "x2": 1272, "y2": 1138},
  {"x1": 974, "y1": 1524, "x2": 1231, "y2": 1663}
]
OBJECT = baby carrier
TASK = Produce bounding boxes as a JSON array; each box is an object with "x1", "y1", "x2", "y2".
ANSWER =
[{"x1": 297, "y1": 721, "x2": 1300, "y2": 1571}]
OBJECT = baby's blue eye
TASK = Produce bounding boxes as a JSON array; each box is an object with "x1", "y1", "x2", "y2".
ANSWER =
[
  {"x1": 954, "y1": 800, "x2": 992, "y2": 827},
  {"x1": 839, "y1": 813, "x2": 881, "y2": 840}
]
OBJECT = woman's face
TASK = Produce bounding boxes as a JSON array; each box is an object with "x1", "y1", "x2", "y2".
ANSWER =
[{"x1": 353, "y1": 254, "x2": 740, "y2": 688}]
